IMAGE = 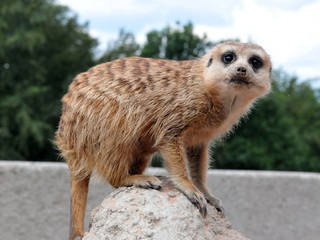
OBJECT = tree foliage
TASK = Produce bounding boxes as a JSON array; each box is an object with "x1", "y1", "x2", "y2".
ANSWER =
[
  {"x1": 99, "y1": 29, "x2": 139, "y2": 62},
  {"x1": 0, "y1": 1, "x2": 319, "y2": 172},
  {"x1": 140, "y1": 22, "x2": 212, "y2": 60},
  {"x1": 0, "y1": 0, "x2": 97, "y2": 160}
]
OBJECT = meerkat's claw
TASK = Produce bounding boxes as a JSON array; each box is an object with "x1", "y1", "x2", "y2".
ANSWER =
[
  {"x1": 199, "y1": 205, "x2": 207, "y2": 218},
  {"x1": 149, "y1": 182, "x2": 162, "y2": 190},
  {"x1": 138, "y1": 181, "x2": 162, "y2": 190},
  {"x1": 183, "y1": 190, "x2": 208, "y2": 218},
  {"x1": 205, "y1": 194, "x2": 225, "y2": 216}
]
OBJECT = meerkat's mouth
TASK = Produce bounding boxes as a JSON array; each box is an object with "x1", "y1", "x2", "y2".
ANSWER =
[{"x1": 229, "y1": 77, "x2": 251, "y2": 86}]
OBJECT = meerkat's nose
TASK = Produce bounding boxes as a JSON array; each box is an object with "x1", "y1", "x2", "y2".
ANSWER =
[{"x1": 237, "y1": 66, "x2": 247, "y2": 76}]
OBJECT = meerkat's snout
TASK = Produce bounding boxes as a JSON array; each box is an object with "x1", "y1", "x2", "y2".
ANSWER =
[
  {"x1": 236, "y1": 66, "x2": 247, "y2": 76},
  {"x1": 229, "y1": 64, "x2": 251, "y2": 85}
]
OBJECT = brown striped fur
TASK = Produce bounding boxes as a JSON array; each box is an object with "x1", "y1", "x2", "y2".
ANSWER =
[{"x1": 55, "y1": 41, "x2": 272, "y2": 240}]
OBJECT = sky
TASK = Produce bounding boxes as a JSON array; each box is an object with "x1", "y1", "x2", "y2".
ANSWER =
[{"x1": 58, "y1": 0, "x2": 320, "y2": 84}]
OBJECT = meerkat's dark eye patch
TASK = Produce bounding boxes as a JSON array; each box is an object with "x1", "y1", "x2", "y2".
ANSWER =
[
  {"x1": 249, "y1": 55, "x2": 263, "y2": 69},
  {"x1": 207, "y1": 57, "x2": 213, "y2": 67},
  {"x1": 221, "y1": 52, "x2": 236, "y2": 65}
]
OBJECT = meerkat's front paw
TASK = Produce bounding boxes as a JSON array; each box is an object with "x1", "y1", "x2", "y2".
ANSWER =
[
  {"x1": 182, "y1": 189, "x2": 208, "y2": 217},
  {"x1": 204, "y1": 193, "x2": 225, "y2": 216}
]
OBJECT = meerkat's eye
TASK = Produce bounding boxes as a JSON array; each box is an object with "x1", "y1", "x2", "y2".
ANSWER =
[
  {"x1": 249, "y1": 56, "x2": 263, "y2": 69},
  {"x1": 222, "y1": 52, "x2": 236, "y2": 64}
]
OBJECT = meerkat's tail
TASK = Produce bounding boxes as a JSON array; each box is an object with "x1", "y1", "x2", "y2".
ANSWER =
[{"x1": 69, "y1": 175, "x2": 90, "y2": 240}]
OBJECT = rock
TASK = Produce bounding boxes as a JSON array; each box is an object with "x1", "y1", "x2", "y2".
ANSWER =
[{"x1": 84, "y1": 177, "x2": 249, "y2": 240}]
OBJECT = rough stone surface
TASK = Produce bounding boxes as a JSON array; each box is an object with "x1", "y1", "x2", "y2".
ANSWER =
[{"x1": 84, "y1": 177, "x2": 249, "y2": 240}]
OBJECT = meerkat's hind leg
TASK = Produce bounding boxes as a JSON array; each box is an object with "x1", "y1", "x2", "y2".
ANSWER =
[
  {"x1": 123, "y1": 153, "x2": 162, "y2": 189},
  {"x1": 109, "y1": 153, "x2": 162, "y2": 190},
  {"x1": 121, "y1": 175, "x2": 162, "y2": 190},
  {"x1": 128, "y1": 153, "x2": 153, "y2": 175}
]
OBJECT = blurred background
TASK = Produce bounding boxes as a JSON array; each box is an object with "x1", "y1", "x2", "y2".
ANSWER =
[{"x1": 1, "y1": 0, "x2": 320, "y2": 172}]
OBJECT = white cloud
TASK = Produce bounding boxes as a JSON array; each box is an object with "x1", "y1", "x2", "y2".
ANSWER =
[
  {"x1": 89, "y1": 29, "x2": 118, "y2": 54},
  {"x1": 58, "y1": 0, "x2": 154, "y2": 17}
]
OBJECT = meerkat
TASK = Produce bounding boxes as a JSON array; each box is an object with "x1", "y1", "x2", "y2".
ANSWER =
[{"x1": 55, "y1": 41, "x2": 272, "y2": 240}]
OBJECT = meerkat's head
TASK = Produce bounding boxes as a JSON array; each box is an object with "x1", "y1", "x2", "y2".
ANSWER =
[{"x1": 202, "y1": 41, "x2": 272, "y2": 99}]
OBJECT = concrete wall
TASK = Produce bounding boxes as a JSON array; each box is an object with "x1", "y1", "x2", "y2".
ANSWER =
[{"x1": 0, "y1": 161, "x2": 319, "y2": 240}]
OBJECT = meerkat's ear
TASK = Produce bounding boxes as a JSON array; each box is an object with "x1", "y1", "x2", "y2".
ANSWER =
[
  {"x1": 207, "y1": 57, "x2": 213, "y2": 67},
  {"x1": 269, "y1": 66, "x2": 273, "y2": 81}
]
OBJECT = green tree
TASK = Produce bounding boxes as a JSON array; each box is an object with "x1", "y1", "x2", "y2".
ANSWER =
[
  {"x1": 140, "y1": 22, "x2": 212, "y2": 60},
  {"x1": 0, "y1": 0, "x2": 97, "y2": 160},
  {"x1": 98, "y1": 29, "x2": 139, "y2": 62}
]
